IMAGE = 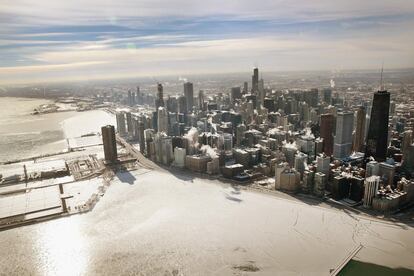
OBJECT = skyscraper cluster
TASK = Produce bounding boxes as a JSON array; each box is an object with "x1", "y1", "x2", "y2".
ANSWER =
[{"x1": 105, "y1": 67, "x2": 413, "y2": 214}]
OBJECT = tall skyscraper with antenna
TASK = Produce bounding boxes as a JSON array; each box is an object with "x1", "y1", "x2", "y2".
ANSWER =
[
  {"x1": 365, "y1": 67, "x2": 390, "y2": 161},
  {"x1": 252, "y1": 67, "x2": 259, "y2": 93}
]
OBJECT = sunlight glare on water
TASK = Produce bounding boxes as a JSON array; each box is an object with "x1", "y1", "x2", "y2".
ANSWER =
[{"x1": 34, "y1": 218, "x2": 88, "y2": 276}]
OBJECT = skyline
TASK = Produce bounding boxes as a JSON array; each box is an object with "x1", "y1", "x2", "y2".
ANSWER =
[{"x1": 1, "y1": 0, "x2": 414, "y2": 85}]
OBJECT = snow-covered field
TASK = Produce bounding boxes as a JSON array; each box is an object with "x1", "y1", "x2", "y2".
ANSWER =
[
  {"x1": 0, "y1": 169, "x2": 413, "y2": 275},
  {"x1": 61, "y1": 110, "x2": 116, "y2": 138}
]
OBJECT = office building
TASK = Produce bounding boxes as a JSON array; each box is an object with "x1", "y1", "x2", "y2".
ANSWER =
[
  {"x1": 126, "y1": 112, "x2": 133, "y2": 136},
  {"x1": 198, "y1": 90, "x2": 205, "y2": 110},
  {"x1": 333, "y1": 112, "x2": 354, "y2": 159},
  {"x1": 363, "y1": 175, "x2": 380, "y2": 207},
  {"x1": 155, "y1": 83, "x2": 164, "y2": 110},
  {"x1": 101, "y1": 125, "x2": 117, "y2": 163},
  {"x1": 231, "y1": 87, "x2": 242, "y2": 104},
  {"x1": 138, "y1": 120, "x2": 146, "y2": 153},
  {"x1": 178, "y1": 95, "x2": 187, "y2": 114},
  {"x1": 314, "y1": 172, "x2": 326, "y2": 197},
  {"x1": 402, "y1": 144, "x2": 414, "y2": 177},
  {"x1": 252, "y1": 67, "x2": 259, "y2": 93},
  {"x1": 302, "y1": 170, "x2": 314, "y2": 194},
  {"x1": 275, "y1": 162, "x2": 288, "y2": 190},
  {"x1": 366, "y1": 161, "x2": 379, "y2": 177},
  {"x1": 157, "y1": 107, "x2": 168, "y2": 134},
  {"x1": 279, "y1": 168, "x2": 301, "y2": 192},
  {"x1": 353, "y1": 106, "x2": 366, "y2": 152},
  {"x1": 402, "y1": 130, "x2": 413, "y2": 155},
  {"x1": 116, "y1": 112, "x2": 127, "y2": 137},
  {"x1": 184, "y1": 82, "x2": 194, "y2": 112},
  {"x1": 243, "y1": 81, "x2": 248, "y2": 94},
  {"x1": 294, "y1": 152, "x2": 308, "y2": 179},
  {"x1": 258, "y1": 79, "x2": 265, "y2": 106},
  {"x1": 316, "y1": 154, "x2": 330, "y2": 176},
  {"x1": 379, "y1": 162, "x2": 396, "y2": 187},
  {"x1": 322, "y1": 88, "x2": 332, "y2": 104},
  {"x1": 366, "y1": 90, "x2": 390, "y2": 161},
  {"x1": 320, "y1": 113, "x2": 335, "y2": 156},
  {"x1": 331, "y1": 176, "x2": 349, "y2": 200}
]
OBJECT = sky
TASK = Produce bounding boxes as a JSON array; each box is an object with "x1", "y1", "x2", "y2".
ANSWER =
[{"x1": 0, "y1": 0, "x2": 414, "y2": 85}]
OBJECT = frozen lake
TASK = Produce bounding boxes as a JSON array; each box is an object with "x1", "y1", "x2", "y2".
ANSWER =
[
  {"x1": 0, "y1": 169, "x2": 413, "y2": 275},
  {"x1": 0, "y1": 97, "x2": 115, "y2": 162}
]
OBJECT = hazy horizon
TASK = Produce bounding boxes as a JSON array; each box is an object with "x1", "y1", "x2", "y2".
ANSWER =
[{"x1": 1, "y1": 1, "x2": 414, "y2": 85}]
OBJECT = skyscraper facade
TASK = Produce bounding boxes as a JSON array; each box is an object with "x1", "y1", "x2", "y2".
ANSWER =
[
  {"x1": 252, "y1": 67, "x2": 259, "y2": 93},
  {"x1": 198, "y1": 90, "x2": 205, "y2": 110},
  {"x1": 365, "y1": 90, "x2": 390, "y2": 161},
  {"x1": 101, "y1": 125, "x2": 118, "y2": 163},
  {"x1": 157, "y1": 107, "x2": 169, "y2": 134},
  {"x1": 184, "y1": 82, "x2": 194, "y2": 112},
  {"x1": 178, "y1": 96, "x2": 187, "y2": 114},
  {"x1": 320, "y1": 113, "x2": 334, "y2": 156},
  {"x1": 363, "y1": 175, "x2": 380, "y2": 207},
  {"x1": 333, "y1": 112, "x2": 354, "y2": 159},
  {"x1": 231, "y1": 87, "x2": 242, "y2": 105},
  {"x1": 155, "y1": 83, "x2": 164, "y2": 110},
  {"x1": 116, "y1": 112, "x2": 126, "y2": 136},
  {"x1": 353, "y1": 106, "x2": 366, "y2": 152}
]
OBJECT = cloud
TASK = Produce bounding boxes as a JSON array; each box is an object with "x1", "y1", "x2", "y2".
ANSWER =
[{"x1": 0, "y1": 0, "x2": 413, "y2": 84}]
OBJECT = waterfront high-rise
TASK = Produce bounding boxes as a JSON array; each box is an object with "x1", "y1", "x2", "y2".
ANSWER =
[
  {"x1": 138, "y1": 120, "x2": 146, "y2": 154},
  {"x1": 126, "y1": 112, "x2": 133, "y2": 136},
  {"x1": 333, "y1": 112, "x2": 354, "y2": 159},
  {"x1": 184, "y1": 82, "x2": 194, "y2": 112},
  {"x1": 320, "y1": 113, "x2": 335, "y2": 156},
  {"x1": 101, "y1": 125, "x2": 118, "y2": 163},
  {"x1": 353, "y1": 106, "x2": 366, "y2": 152},
  {"x1": 365, "y1": 90, "x2": 390, "y2": 161},
  {"x1": 116, "y1": 112, "x2": 127, "y2": 137}
]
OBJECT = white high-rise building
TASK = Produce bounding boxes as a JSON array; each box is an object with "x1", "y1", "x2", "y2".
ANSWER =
[
  {"x1": 333, "y1": 112, "x2": 354, "y2": 159},
  {"x1": 364, "y1": 175, "x2": 380, "y2": 207}
]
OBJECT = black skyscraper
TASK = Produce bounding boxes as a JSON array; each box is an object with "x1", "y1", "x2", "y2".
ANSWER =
[
  {"x1": 252, "y1": 67, "x2": 259, "y2": 93},
  {"x1": 184, "y1": 82, "x2": 194, "y2": 112},
  {"x1": 101, "y1": 125, "x2": 118, "y2": 163},
  {"x1": 365, "y1": 90, "x2": 390, "y2": 161}
]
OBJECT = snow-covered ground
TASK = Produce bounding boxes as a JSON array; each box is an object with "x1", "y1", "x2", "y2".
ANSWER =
[
  {"x1": 61, "y1": 110, "x2": 116, "y2": 138},
  {"x1": 0, "y1": 169, "x2": 412, "y2": 275}
]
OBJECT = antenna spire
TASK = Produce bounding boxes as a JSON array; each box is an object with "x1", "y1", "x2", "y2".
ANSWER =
[{"x1": 380, "y1": 62, "x2": 384, "y2": 91}]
